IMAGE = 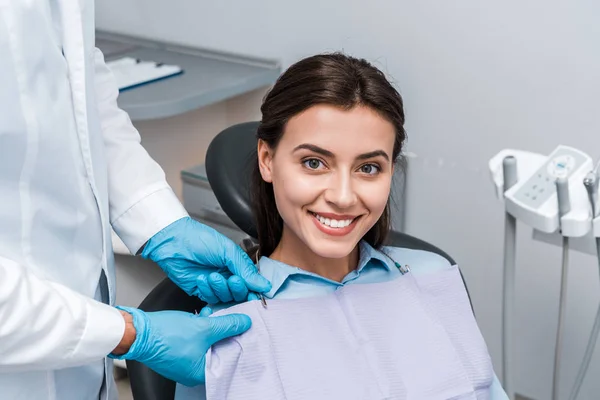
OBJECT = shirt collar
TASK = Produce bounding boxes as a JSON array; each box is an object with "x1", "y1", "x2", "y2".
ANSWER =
[{"x1": 257, "y1": 241, "x2": 396, "y2": 298}]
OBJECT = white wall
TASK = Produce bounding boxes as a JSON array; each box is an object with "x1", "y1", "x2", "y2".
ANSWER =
[{"x1": 96, "y1": 1, "x2": 600, "y2": 398}]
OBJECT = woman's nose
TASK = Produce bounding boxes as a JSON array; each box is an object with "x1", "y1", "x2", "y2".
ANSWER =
[{"x1": 324, "y1": 173, "x2": 358, "y2": 209}]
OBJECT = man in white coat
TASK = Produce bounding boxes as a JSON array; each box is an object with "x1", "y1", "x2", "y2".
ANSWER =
[{"x1": 0, "y1": 1, "x2": 271, "y2": 398}]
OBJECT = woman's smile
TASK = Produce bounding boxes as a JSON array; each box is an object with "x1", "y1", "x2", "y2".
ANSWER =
[{"x1": 309, "y1": 211, "x2": 362, "y2": 237}]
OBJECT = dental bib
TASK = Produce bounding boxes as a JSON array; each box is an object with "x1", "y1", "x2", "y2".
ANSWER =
[{"x1": 205, "y1": 265, "x2": 494, "y2": 400}]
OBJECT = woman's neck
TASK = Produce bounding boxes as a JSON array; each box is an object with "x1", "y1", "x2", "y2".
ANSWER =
[{"x1": 268, "y1": 228, "x2": 359, "y2": 282}]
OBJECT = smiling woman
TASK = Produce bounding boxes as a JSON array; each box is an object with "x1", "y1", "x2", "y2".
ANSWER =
[
  {"x1": 250, "y1": 53, "x2": 406, "y2": 277},
  {"x1": 175, "y1": 53, "x2": 508, "y2": 400},
  {"x1": 255, "y1": 103, "x2": 398, "y2": 281}
]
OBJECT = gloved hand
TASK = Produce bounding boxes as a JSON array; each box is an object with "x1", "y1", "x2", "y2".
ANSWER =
[
  {"x1": 110, "y1": 306, "x2": 252, "y2": 386},
  {"x1": 196, "y1": 294, "x2": 261, "y2": 318},
  {"x1": 142, "y1": 217, "x2": 271, "y2": 303}
]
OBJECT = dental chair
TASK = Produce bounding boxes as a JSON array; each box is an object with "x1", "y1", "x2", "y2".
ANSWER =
[{"x1": 126, "y1": 121, "x2": 465, "y2": 400}]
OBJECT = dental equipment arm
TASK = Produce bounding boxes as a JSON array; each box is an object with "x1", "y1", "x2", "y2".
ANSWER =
[
  {"x1": 552, "y1": 177, "x2": 571, "y2": 400},
  {"x1": 490, "y1": 146, "x2": 593, "y2": 237},
  {"x1": 490, "y1": 146, "x2": 596, "y2": 399},
  {"x1": 584, "y1": 171, "x2": 599, "y2": 218},
  {"x1": 502, "y1": 156, "x2": 518, "y2": 400},
  {"x1": 569, "y1": 171, "x2": 600, "y2": 400}
]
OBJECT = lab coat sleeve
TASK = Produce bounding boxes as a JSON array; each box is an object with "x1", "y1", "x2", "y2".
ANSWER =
[
  {"x1": 0, "y1": 256, "x2": 125, "y2": 372},
  {"x1": 93, "y1": 48, "x2": 188, "y2": 254}
]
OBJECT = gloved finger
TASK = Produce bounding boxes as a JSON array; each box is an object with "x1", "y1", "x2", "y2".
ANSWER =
[
  {"x1": 199, "y1": 306, "x2": 213, "y2": 317},
  {"x1": 218, "y1": 269, "x2": 233, "y2": 280},
  {"x1": 207, "y1": 314, "x2": 252, "y2": 344},
  {"x1": 227, "y1": 275, "x2": 249, "y2": 302},
  {"x1": 196, "y1": 275, "x2": 220, "y2": 304},
  {"x1": 208, "y1": 273, "x2": 234, "y2": 303},
  {"x1": 247, "y1": 292, "x2": 260, "y2": 302},
  {"x1": 223, "y1": 243, "x2": 272, "y2": 294}
]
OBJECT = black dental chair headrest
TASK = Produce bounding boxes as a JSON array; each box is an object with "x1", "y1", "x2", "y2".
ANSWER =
[{"x1": 205, "y1": 121, "x2": 260, "y2": 239}]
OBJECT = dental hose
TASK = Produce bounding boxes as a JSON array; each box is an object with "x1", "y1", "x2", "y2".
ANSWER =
[
  {"x1": 553, "y1": 177, "x2": 571, "y2": 400},
  {"x1": 568, "y1": 172, "x2": 600, "y2": 400},
  {"x1": 502, "y1": 156, "x2": 518, "y2": 399}
]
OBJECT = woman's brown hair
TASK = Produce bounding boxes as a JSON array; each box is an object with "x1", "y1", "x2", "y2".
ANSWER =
[{"x1": 250, "y1": 53, "x2": 407, "y2": 259}]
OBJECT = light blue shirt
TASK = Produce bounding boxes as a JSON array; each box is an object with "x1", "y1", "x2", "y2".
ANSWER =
[{"x1": 176, "y1": 241, "x2": 508, "y2": 399}]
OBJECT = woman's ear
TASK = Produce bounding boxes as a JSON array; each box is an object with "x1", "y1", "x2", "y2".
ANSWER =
[{"x1": 257, "y1": 139, "x2": 274, "y2": 183}]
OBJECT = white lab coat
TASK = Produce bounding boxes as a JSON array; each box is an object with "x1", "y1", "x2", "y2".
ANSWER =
[{"x1": 0, "y1": 0, "x2": 188, "y2": 398}]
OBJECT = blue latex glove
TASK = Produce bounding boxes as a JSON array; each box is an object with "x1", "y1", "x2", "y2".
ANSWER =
[
  {"x1": 110, "y1": 306, "x2": 251, "y2": 386},
  {"x1": 142, "y1": 217, "x2": 271, "y2": 303},
  {"x1": 197, "y1": 294, "x2": 261, "y2": 317}
]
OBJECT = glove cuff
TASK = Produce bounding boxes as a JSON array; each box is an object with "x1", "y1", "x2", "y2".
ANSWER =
[
  {"x1": 108, "y1": 306, "x2": 150, "y2": 361},
  {"x1": 141, "y1": 216, "x2": 191, "y2": 261}
]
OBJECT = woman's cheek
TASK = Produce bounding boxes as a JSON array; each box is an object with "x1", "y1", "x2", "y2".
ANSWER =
[{"x1": 360, "y1": 180, "x2": 392, "y2": 213}]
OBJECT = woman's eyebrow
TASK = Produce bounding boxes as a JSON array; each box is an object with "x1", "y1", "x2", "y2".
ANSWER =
[
  {"x1": 356, "y1": 150, "x2": 389, "y2": 161},
  {"x1": 293, "y1": 144, "x2": 390, "y2": 162},
  {"x1": 293, "y1": 143, "x2": 334, "y2": 157}
]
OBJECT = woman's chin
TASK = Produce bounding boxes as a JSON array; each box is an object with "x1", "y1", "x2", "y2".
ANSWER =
[{"x1": 305, "y1": 239, "x2": 359, "y2": 260}]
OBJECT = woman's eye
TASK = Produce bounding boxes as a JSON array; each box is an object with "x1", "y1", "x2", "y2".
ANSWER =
[
  {"x1": 360, "y1": 164, "x2": 380, "y2": 175},
  {"x1": 304, "y1": 159, "x2": 323, "y2": 170}
]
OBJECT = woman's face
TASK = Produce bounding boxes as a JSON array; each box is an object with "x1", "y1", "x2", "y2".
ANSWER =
[{"x1": 258, "y1": 104, "x2": 396, "y2": 260}]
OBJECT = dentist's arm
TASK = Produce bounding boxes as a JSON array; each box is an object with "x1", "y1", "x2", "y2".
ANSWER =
[
  {"x1": 0, "y1": 254, "x2": 253, "y2": 386},
  {"x1": 91, "y1": 49, "x2": 187, "y2": 255},
  {"x1": 0, "y1": 256, "x2": 125, "y2": 372},
  {"x1": 91, "y1": 48, "x2": 270, "y2": 300}
]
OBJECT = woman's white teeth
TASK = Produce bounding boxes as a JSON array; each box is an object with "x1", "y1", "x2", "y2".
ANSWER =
[{"x1": 314, "y1": 213, "x2": 353, "y2": 228}]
